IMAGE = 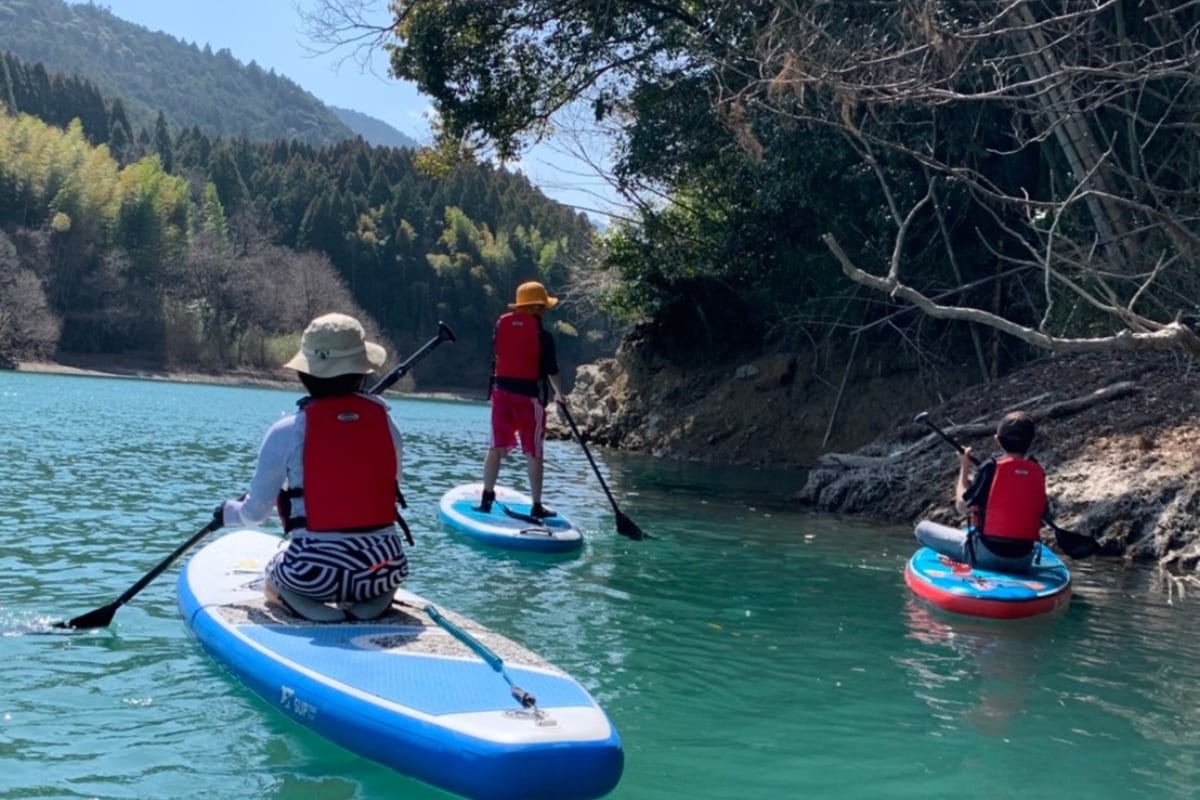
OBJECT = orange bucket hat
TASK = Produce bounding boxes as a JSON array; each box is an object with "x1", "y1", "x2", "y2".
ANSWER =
[{"x1": 508, "y1": 281, "x2": 559, "y2": 309}]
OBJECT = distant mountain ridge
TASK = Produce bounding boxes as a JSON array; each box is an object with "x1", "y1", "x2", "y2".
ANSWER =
[
  {"x1": 331, "y1": 105, "x2": 419, "y2": 150},
  {"x1": 0, "y1": 0, "x2": 415, "y2": 149}
]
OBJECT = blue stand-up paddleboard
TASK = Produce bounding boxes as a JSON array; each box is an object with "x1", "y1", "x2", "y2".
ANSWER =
[
  {"x1": 906, "y1": 521, "x2": 1071, "y2": 619},
  {"x1": 177, "y1": 529, "x2": 622, "y2": 800},
  {"x1": 438, "y1": 483, "x2": 584, "y2": 553}
]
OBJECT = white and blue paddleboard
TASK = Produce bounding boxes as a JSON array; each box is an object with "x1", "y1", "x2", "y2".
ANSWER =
[
  {"x1": 438, "y1": 483, "x2": 584, "y2": 553},
  {"x1": 177, "y1": 529, "x2": 622, "y2": 800}
]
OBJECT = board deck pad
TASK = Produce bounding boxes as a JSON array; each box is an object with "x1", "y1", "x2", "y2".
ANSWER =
[
  {"x1": 438, "y1": 483, "x2": 584, "y2": 552},
  {"x1": 177, "y1": 529, "x2": 621, "y2": 800}
]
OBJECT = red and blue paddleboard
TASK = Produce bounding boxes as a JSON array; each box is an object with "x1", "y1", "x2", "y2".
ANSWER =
[{"x1": 905, "y1": 528, "x2": 1071, "y2": 619}]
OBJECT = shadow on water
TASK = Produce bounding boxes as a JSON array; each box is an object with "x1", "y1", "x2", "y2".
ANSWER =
[{"x1": 602, "y1": 447, "x2": 808, "y2": 513}]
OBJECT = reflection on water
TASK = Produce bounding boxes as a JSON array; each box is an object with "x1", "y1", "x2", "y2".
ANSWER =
[
  {"x1": 899, "y1": 598, "x2": 1060, "y2": 737},
  {"x1": 3, "y1": 372, "x2": 1200, "y2": 799}
]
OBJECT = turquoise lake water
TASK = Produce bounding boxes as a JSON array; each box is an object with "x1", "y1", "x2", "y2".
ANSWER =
[{"x1": 3, "y1": 370, "x2": 1200, "y2": 799}]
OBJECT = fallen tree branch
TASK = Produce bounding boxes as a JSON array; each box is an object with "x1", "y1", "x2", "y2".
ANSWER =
[
  {"x1": 818, "y1": 380, "x2": 1138, "y2": 467},
  {"x1": 939, "y1": 381, "x2": 1137, "y2": 439},
  {"x1": 817, "y1": 452, "x2": 898, "y2": 469}
]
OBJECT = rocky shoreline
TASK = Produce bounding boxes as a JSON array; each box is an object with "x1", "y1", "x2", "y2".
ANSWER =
[
  {"x1": 558, "y1": 346, "x2": 1200, "y2": 570},
  {"x1": 798, "y1": 351, "x2": 1200, "y2": 569}
]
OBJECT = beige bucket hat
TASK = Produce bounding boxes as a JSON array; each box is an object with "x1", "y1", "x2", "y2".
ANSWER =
[{"x1": 283, "y1": 313, "x2": 386, "y2": 378}]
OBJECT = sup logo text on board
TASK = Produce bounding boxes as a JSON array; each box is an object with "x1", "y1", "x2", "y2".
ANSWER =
[{"x1": 279, "y1": 685, "x2": 319, "y2": 721}]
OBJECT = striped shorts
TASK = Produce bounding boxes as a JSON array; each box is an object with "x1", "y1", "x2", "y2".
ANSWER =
[{"x1": 266, "y1": 529, "x2": 408, "y2": 603}]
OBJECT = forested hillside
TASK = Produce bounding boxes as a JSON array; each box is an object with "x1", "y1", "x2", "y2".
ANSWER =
[
  {"x1": 0, "y1": 0, "x2": 416, "y2": 151},
  {"x1": 0, "y1": 46, "x2": 607, "y2": 388},
  {"x1": 367, "y1": 2, "x2": 1200, "y2": 387},
  {"x1": 0, "y1": 0, "x2": 357, "y2": 147}
]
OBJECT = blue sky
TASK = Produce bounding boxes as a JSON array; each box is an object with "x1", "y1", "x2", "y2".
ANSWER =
[{"x1": 75, "y1": 0, "x2": 619, "y2": 220}]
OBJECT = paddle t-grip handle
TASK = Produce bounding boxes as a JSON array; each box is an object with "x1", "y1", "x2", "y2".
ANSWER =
[{"x1": 511, "y1": 686, "x2": 537, "y2": 709}]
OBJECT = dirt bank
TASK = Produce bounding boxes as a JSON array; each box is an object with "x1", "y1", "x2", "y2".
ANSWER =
[
  {"x1": 13, "y1": 358, "x2": 298, "y2": 390},
  {"x1": 549, "y1": 339, "x2": 976, "y2": 469}
]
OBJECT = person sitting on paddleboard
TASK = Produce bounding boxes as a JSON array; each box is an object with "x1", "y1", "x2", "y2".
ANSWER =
[
  {"x1": 917, "y1": 411, "x2": 1048, "y2": 573},
  {"x1": 212, "y1": 312, "x2": 409, "y2": 622},
  {"x1": 475, "y1": 280, "x2": 566, "y2": 519}
]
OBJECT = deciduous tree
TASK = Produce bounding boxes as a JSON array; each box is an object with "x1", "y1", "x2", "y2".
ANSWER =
[{"x1": 304, "y1": 0, "x2": 1200, "y2": 360}]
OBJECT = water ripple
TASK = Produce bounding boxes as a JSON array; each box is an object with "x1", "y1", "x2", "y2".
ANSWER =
[{"x1": 4, "y1": 372, "x2": 1200, "y2": 799}]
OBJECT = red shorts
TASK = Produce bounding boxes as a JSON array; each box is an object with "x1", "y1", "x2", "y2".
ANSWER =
[{"x1": 489, "y1": 387, "x2": 546, "y2": 458}]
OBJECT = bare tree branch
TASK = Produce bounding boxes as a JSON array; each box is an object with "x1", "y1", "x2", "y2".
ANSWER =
[
  {"x1": 735, "y1": 1, "x2": 1200, "y2": 358},
  {"x1": 822, "y1": 232, "x2": 1200, "y2": 356}
]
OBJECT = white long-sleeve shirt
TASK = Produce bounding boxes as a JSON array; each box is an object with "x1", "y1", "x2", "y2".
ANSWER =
[{"x1": 222, "y1": 394, "x2": 403, "y2": 529}]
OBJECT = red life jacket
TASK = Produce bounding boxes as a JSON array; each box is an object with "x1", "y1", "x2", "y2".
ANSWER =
[
  {"x1": 493, "y1": 311, "x2": 540, "y2": 380},
  {"x1": 979, "y1": 455, "x2": 1046, "y2": 541},
  {"x1": 286, "y1": 394, "x2": 397, "y2": 532}
]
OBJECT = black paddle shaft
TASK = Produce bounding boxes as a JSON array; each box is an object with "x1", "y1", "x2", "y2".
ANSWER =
[
  {"x1": 368, "y1": 322, "x2": 456, "y2": 395},
  {"x1": 53, "y1": 519, "x2": 222, "y2": 629},
  {"x1": 557, "y1": 403, "x2": 647, "y2": 540},
  {"x1": 913, "y1": 411, "x2": 980, "y2": 466}
]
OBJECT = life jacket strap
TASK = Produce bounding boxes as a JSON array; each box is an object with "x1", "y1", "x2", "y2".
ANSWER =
[
  {"x1": 283, "y1": 516, "x2": 396, "y2": 534},
  {"x1": 277, "y1": 483, "x2": 413, "y2": 545}
]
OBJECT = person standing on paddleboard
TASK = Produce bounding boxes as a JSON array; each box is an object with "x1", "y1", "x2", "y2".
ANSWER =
[
  {"x1": 916, "y1": 411, "x2": 1048, "y2": 574},
  {"x1": 212, "y1": 312, "x2": 409, "y2": 622},
  {"x1": 476, "y1": 281, "x2": 566, "y2": 519}
]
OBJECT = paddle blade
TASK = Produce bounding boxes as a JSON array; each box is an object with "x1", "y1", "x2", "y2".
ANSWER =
[
  {"x1": 1062, "y1": 542, "x2": 1098, "y2": 559},
  {"x1": 52, "y1": 601, "x2": 119, "y2": 631},
  {"x1": 615, "y1": 510, "x2": 647, "y2": 540},
  {"x1": 1054, "y1": 528, "x2": 1099, "y2": 559}
]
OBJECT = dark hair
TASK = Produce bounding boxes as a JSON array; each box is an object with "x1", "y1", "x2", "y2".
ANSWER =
[
  {"x1": 996, "y1": 411, "x2": 1036, "y2": 454},
  {"x1": 298, "y1": 371, "x2": 366, "y2": 398}
]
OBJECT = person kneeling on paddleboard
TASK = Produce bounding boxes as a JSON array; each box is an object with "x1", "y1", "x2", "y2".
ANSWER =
[
  {"x1": 212, "y1": 313, "x2": 410, "y2": 622},
  {"x1": 475, "y1": 280, "x2": 567, "y2": 519},
  {"x1": 916, "y1": 411, "x2": 1048, "y2": 574}
]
